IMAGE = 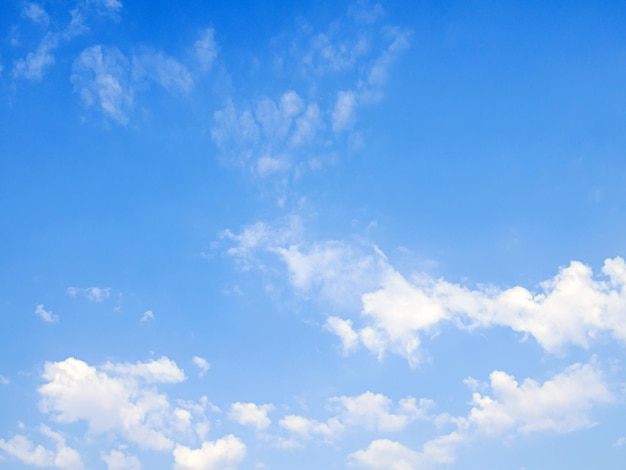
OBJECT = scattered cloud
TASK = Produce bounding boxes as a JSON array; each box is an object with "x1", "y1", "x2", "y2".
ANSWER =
[
  {"x1": 0, "y1": 425, "x2": 83, "y2": 470},
  {"x1": 172, "y1": 434, "x2": 246, "y2": 470},
  {"x1": 38, "y1": 357, "x2": 189, "y2": 450},
  {"x1": 132, "y1": 50, "x2": 193, "y2": 93},
  {"x1": 229, "y1": 403, "x2": 274, "y2": 431},
  {"x1": 141, "y1": 310, "x2": 154, "y2": 322},
  {"x1": 13, "y1": 33, "x2": 58, "y2": 81},
  {"x1": 0, "y1": 375, "x2": 9, "y2": 385},
  {"x1": 22, "y1": 3, "x2": 50, "y2": 26},
  {"x1": 101, "y1": 449, "x2": 141, "y2": 470},
  {"x1": 67, "y1": 286, "x2": 111, "y2": 302},
  {"x1": 35, "y1": 304, "x2": 59, "y2": 323},
  {"x1": 192, "y1": 356, "x2": 210, "y2": 377},
  {"x1": 279, "y1": 391, "x2": 432, "y2": 443}
]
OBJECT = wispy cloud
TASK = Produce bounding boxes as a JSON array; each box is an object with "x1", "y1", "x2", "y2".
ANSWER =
[
  {"x1": 35, "y1": 304, "x2": 59, "y2": 324},
  {"x1": 13, "y1": 33, "x2": 58, "y2": 81},
  {"x1": 192, "y1": 356, "x2": 210, "y2": 377},
  {"x1": 140, "y1": 310, "x2": 154, "y2": 322},
  {"x1": 210, "y1": 2, "x2": 410, "y2": 184},
  {"x1": 71, "y1": 45, "x2": 133, "y2": 124},
  {"x1": 66, "y1": 286, "x2": 111, "y2": 302}
]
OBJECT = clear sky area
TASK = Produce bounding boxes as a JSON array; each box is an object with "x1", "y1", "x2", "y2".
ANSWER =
[{"x1": 2, "y1": 1, "x2": 626, "y2": 469}]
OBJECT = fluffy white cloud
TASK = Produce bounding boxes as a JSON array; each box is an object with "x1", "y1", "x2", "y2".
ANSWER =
[
  {"x1": 332, "y1": 90, "x2": 357, "y2": 132},
  {"x1": 229, "y1": 403, "x2": 274, "y2": 431},
  {"x1": 71, "y1": 45, "x2": 132, "y2": 123},
  {"x1": 279, "y1": 391, "x2": 431, "y2": 443},
  {"x1": 66, "y1": 286, "x2": 111, "y2": 302},
  {"x1": 0, "y1": 426, "x2": 83, "y2": 470},
  {"x1": 173, "y1": 435, "x2": 246, "y2": 470},
  {"x1": 102, "y1": 449, "x2": 141, "y2": 470},
  {"x1": 461, "y1": 360, "x2": 612, "y2": 436},
  {"x1": 38, "y1": 357, "x2": 188, "y2": 450},
  {"x1": 35, "y1": 304, "x2": 59, "y2": 323},
  {"x1": 351, "y1": 360, "x2": 610, "y2": 469},
  {"x1": 350, "y1": 439, "x2": 420, "y2": 470},
  {"x1": 192, "y1": 356, "x2": 210, "y2": 377}
]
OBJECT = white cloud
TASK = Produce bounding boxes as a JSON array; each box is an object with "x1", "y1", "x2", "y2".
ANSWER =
[
  {"x1": 0, "y1": 426, "x2": 83, "y2": 470},
  {"x1": 225, "y1": 217, "x2": 383, "y2": 309},
  {"x1": 141, "y1": 310, "x2": 154, "y2": 322},
  {"x1": 331, "y1": 392, "x2": 433, "y2": 432},
  {"x1": 71, "y1": 45, "x2": 132, "y2": 124},
  {"x1": 35, "y1": 304, "x2": 59, "y2": 323},
  {"x1": 192, "y1": 356, "x2": 210, "y2": 377},
  {"x1": 101, "y1": 356, "x2": 186, "y2": 384},
  {"x1": 318, "y1": 252, "x2": 626, "y2": 365},
  {"x1": 194, "y1": 28, "x2": 218, "y2": 71},
  {"x1": 279, "y1": 415, "x2": 341, "y2": 441},
  {"x1": 22, "y1": 3, "x2": 50, "y2": 26},
  {"x1": 350, "y1": 439, "x2": 420, "y2": 470},
  {"x1": 461, "y1": 360, "x2": 612, "y2": 436},
  {"x1": 102, "y1": 449, "x2": 141, "y2": 470},
  {"x1": 279, "y1": 391, "x2": 431, "y2": 443},
  {"x1": 173, "y1": 435, "x2": 246, "y2": 470},
  {"x1": 132, "y1": 51, "x2": 193, "y2": 93},
  {"x1": 325, "y1": 317, "x2": 359, "y2": 354},
  {"x1": 66, "y1": 286, "x2": 111, "y2": 302},
  {"x1": 38, "y1": 357, "x2": 189, "y2": 450},
  {"x1": 351, "y1": 360, "x2": 611, "y2": 469},
  {"x1": 0, "y1": 375, "x2": 9, "y2": 385},
  {"x1": 229, "y1": 403, "x2": 274, "y2": 431},
  {"x1": 13, "y1": 33, "x2": 57, "y2": 81}
]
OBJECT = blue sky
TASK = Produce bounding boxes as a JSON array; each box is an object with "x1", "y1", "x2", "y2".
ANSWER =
[{"x1": 2, "y1": 0, "x2": 626, "y2": 468}]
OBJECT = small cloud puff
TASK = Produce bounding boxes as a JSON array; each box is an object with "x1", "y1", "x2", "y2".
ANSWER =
[{"x1": 35, "y1": 304, "x2": 58, "y2": 324}]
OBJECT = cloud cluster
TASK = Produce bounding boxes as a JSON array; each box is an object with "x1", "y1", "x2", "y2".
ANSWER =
[
  {"x1": 279, "y1": 391, "x2": 432, "y2": 443},
  {"x1": 227, "y1": 217, "x2": 626, "y2": 364},
  {"x1": 210, "y1": 3, "x2": 410, "y2": 182},
  {"x1": 0, "y1": 425, "x2": 83, "y2": 470},
  {"x1": 351, "y1": 360, "x2": 611, "y2": 469}
]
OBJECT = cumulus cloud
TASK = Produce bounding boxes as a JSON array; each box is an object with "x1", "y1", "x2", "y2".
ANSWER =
[
  {"x1": 173, "y1": 435, "x2": 246, "y2": 470},
  {"x1": 460, "y1": 360, "x2": 612, "y2": 436},
  {"x1": 35, "y1": 304, "x2": 59, "y2": 323},
  {"x1": 343, "y1": 256, "x2": 626, "y2": 365},
  {"x1": 229, "y1": 403, "x2": 274, "y2": 431},
  {"x1": 351, "y1": 360, "x2": 611, "y2": 469},
  {"x1": 0, "y1": 426, "x2": 83, "y2": 470},
  {"x1": 102, "y1": 449, "x2": 141, "y2": 470},
  {"x1": 279, "y1": 391, "x2": 431, "y2": 443},
  {"x1": 38, "y1": 357, "x2": 189, "y2": 450},
  {"x1": 66, "y1": 286, "x2": 111, "y2": 302}
]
